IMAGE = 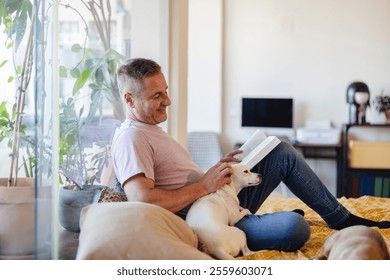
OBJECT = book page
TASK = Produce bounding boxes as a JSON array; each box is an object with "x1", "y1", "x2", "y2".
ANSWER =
[
  {"x1": 235, "y1": 130, "x2": 267, "y2": 160},
  {"x1": 240, "y1": 136, "x2": 281, "y2": 170}
]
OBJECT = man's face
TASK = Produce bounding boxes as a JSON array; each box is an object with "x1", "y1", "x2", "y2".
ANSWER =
[{"x1": 129, "y1": 71, "x2": 171, "y2": 125}]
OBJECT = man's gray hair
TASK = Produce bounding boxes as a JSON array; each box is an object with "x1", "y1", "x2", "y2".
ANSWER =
[{"x1": 117, "y1": 58, "x2": 162, "y2": 97}]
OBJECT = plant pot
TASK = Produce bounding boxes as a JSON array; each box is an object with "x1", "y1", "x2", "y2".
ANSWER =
[
  {"x1": 0, "y1": 178, "x2": 51, "y2": 259},
  {"x1": 385, "y1": 109, "x2": 390, "y2": 124},
  {"x1": 58, "y1": 184, "x2": 105, "y2": 232}
]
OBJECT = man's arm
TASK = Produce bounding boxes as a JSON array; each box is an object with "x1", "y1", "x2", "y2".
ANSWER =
[{"x1": 123, "y1": 161, "x2": 233, "y2": 213}]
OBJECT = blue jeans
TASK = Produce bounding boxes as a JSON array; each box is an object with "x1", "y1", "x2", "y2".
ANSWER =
[{"x1": 235, "y1": 141, "x2": 350, "y2": 251}]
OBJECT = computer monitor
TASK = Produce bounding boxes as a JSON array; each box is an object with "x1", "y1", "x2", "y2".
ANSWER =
[{"x1": 241, "y1": 97, "x2": 293, "y2": 128}]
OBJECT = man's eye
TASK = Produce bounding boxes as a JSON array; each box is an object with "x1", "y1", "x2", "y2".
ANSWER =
[{"x1": 243, "y1": 170, "x2": 249, "y2": 173}]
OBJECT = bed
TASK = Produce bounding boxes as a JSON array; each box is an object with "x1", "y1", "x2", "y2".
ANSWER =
[
  {"x1": 241, "y1": 195, "x2": 390, "y2": 260},
  {"x1": 74, "y1": 192, "x2": 390, "y2": 260}
]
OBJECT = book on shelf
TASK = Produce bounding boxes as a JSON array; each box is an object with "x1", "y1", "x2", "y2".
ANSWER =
[
  {"x1": 359, "y1": 175, "x2": 375, "y2": 196},
  {"x1": 355, "y1": 175, "x2": 390, "y2": 198},
  {"x1": 350, "y1": 175, "x2": 360, "y2": 198},
  {"x1": 374, "y1": 177, "x2": 383, "y2": 197},
  {"x1": 235, "y1": 130, "x2": 281, "y2": 171},
  {"x1": 383, "y1": 178, "x2": 390, "y2": 197}
]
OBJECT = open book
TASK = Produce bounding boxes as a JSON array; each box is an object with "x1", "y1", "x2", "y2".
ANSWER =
[{"x1": 235, "y1": 130, "x2": 281, "y2": 170}]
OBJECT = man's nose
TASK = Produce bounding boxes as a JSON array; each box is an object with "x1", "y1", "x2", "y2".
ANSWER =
[{"x1": 162, "y1": 94, "x2": 171, "y2": 106}]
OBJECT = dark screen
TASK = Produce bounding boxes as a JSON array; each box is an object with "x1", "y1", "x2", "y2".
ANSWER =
[{"x1": 241, "y1": 98, "x2": 293, "y2": 128}]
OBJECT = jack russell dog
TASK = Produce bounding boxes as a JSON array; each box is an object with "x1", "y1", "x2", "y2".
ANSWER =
[
  {"x1": 185, "y1": 164, "x2": 261, "y2": 260},
  {"x1": 316, "y1": 225, "x2": 389, "y2": 260}
]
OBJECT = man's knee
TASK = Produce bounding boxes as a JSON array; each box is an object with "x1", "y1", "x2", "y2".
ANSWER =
[
  {"x1": 235, "y1": 212, "x2": 310, "y2": 252},
  {"x1": 282, "y1": 212, "x2": 311, "y2": 251}
]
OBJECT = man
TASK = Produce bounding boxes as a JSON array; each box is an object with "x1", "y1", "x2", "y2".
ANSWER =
[{"x1": 112, "y1": 58, "x2": 390, "y2": 252}]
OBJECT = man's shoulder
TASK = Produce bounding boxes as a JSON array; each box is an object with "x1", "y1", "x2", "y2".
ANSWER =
[
  {"x1": 112, "y1": 120, "x2": 167, "y2": 148},
  {"x1": 113, "y1": 123, "x2": 146, "y2": 144}
]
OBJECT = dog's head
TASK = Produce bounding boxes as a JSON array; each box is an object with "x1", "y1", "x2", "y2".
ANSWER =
[
  {"x1": 314, "y1": 225, "x2": 390, "y2": 260},
  {"x1": 230, "y1": 164, "x2": 261, "y2": 193}
]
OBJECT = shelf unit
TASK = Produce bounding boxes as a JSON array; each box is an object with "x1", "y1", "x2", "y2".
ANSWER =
[{"x1": 340, "y1": 124, "x2": 390, "y2": 197}]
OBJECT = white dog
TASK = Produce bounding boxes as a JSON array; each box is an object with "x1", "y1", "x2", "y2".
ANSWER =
[
  {"x1": 185, "y1": 164, "x2": 261, "y2": 260},
  {"x1": 316, "y1": 225, "x2": 389, "y2": 260}
]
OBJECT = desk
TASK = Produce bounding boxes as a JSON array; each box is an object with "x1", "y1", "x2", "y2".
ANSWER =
[{"x1": 234, "y1": 141, "x2": 342, "y2": 195}]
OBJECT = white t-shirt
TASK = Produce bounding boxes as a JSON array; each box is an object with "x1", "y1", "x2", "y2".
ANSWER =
[{"x1": 111, "y1": 119, "x2": 204, "y2": 190}]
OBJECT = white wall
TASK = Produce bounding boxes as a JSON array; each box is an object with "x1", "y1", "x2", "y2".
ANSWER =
[
  {"x1": 187, "y1": 0, "x2": 390, "y2": 196},
  {"x1": 129, "y1": 0, "x2": 167, "y2": 63},
  {"x1": 187, "y1": 0, "x2": 223, "y2": 133},
  {"x1": 222, "y1": 0, "x2": 390, "y2": 149},
  {"x1": 127, "y1": 0, "x2": 170, "y2": 131}
]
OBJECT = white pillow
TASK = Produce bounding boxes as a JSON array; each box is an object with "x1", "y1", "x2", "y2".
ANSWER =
[{"x1": 76, "y1": 201, "x2": 213, "y2": 260}]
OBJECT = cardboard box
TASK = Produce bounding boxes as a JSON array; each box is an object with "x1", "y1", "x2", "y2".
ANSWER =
[{"x1": 349, "y1": 140, "x2": 390, "y2": 169}]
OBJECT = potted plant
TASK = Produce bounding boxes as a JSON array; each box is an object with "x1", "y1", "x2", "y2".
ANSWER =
[
  {"x1": 373, "y1": 92, "x2": 390, "y2": 124},
  {"x1": 0, "y1": 0, "x2": 125, "y2": 256},
  {"x1": 57, "y1": 0, "x2": 125, "y2": 232},
  {"x1": 0, "y1": 0, "x2": 52, "y2": 259},
  {"x1": 58, "y1": 96, "x2": 113, "y2": 232},
  {"x1": 0, "y1": 101, "x2": 36, "y2": 258}
]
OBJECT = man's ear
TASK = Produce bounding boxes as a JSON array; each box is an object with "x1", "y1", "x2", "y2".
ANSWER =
[{"x1": 124, "y1": 92, "x2": 135, "y2": 107}]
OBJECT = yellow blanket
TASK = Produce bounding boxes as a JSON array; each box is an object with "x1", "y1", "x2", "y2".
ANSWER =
[{"x1": 240, "y1": 195, "x2": 390, "y2": 260}]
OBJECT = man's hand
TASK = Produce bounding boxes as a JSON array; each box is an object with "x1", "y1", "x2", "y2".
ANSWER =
[
  {"x1": 220, "y1": 149, "x2": 243, "y2": 163},
  {"x1": 199, "y1": 162, "x2": 233, "y2": 194}
]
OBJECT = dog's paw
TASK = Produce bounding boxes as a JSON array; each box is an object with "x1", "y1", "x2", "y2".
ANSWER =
[
  {"x1": 242, "y1": 246, "x2": 254, "y2": 256},
  {"x1": 197, "y1": 240, "x2": 210, "y2": 255},
  {"x1": 239, "y1": 207, "x2": 252, "y2": 216}
]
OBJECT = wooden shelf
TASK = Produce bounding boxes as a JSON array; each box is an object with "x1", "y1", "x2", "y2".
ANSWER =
[{"x1": 340, "y1": 124, "x2": 390, "y2": 198}]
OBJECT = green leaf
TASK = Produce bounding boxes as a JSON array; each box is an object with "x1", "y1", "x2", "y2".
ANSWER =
[
  {"x1": 7, "y1": 76, "x2": 13, "y2": 83},
  {"x1": 71, "y1": 43, "x2": 82, "y2": 53},
  {"x1": 11, "y1": 1, "x2": 30, "y2": 51},
  {"x1": 22, "y1": 155, "x2": 30, "y2": 177},
  {"x1": 13, "y1": 21, "x2": 27, "y2": 52},
  {"x1": 0, "y1": 119, "x2": 8, "y2": 127},
  {"x1": 0, "y1": 101, "x2": 9, "y2": 119},
  {"x1": 88, "y1": 83, "x2": 100, "y2": 90},
  {"x1": 79, "y1": 105, "x2": 84, "y2": 118},
  {"x1": 0, "y1": 59, "x2": 7, "y2": 68},
  {"x1": 0, "y1": 101, "x2": 9, "y2": 120},
  {"x1": 107, "y1": 59, "x2": 118, "y2": 76},
  {"x1": 11, "y1": 104, "x2": 17, "y2": 120},
  {"x1": 107, "y1": 48, "x2": 125, "y2": 61},
  {"x1": 7, "y1": 0, "x2": 25, "y2": 13},
  {"x1": 85, "y1": 89, "x2": 101, "y2": 122},
  {"x1": 70, "y1": 67, "x2": 80, "y2": 78},
  {"x1": 94, "y1": 67, "x2": 104, "y2": 85},
  {"x1": 59, "y1": 65, "x2": 67, "y2": 78},
  {"x1": 6, "y1": 41, "x2": 13, "y2": 49},
  {"x1": 105, "y1": 90, "x2": 117, "y2": 103},
  {"x1": 72, "y1": 68, "x2": 92, "y2": 95},
  {"x1": 0, "y1": 1, "x2": 5, "y2": 25},
  {"x1": 25, "y1": 0, "x2": 32, "y2": 19}
]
